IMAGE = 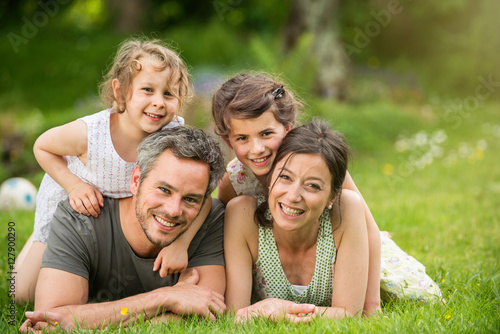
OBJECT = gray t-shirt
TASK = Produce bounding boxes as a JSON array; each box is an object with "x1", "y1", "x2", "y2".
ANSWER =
[{"x1": 42, "y1": 197, "x2": 225, "y2": 302}]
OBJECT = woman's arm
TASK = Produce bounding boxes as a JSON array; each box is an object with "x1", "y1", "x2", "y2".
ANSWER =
[
  {"x1": 224, "y1": 196, "x2": 258, "y2": 311},
  {"x1": 319, "y1": 189, "x2": 369, "y2": 319},
  {"x1": 343, "y1": 171, "x2": 381, "y2": 314},
  {"x1": 224, "y1": 198, "x2": 317, "y2": 323}
]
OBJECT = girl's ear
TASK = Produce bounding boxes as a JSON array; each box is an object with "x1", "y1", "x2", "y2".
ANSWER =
[
  {"x1": 112, "y1": 79, "x2": 121, "y2": 101},
  {"x1": 130, "y1": 165, "x2": 141, "y2": 196},
  {"x1": 222, "y1": 136, "x2": 233, "y2": 149},
  {"x1": 284, "y1": 123, "x2": 293, "y2": 133}
]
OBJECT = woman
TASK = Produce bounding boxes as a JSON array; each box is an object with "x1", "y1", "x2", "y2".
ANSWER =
[{"x1": 224, "y1": 119, "x2": 370, "y2": 322}]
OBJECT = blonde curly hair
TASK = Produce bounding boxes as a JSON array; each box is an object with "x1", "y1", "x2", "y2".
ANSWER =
[{"x1": 99, "y1": 37, "x2": 192, "y2": 113}]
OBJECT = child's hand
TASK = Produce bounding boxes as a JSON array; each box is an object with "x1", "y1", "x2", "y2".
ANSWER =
[
  {"x1": 68, "y1": 181, "x2": 104, "y2": 218},
  {"x1": 154, "y1": 246, "x2": 188, "y2": 277}
]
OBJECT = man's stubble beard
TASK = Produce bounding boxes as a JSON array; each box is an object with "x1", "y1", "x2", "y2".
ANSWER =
[{"x1": 134, "y1": 184, "x2": 203, "y2": 249}]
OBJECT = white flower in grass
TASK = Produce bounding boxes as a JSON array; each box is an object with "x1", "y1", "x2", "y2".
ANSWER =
[
  {"x1": 414, "y1": 157, "x2": 426, "y2": 170},
  {"x1": 458, "y1": 143, "x2": 472, "y2": 158},
  {"x1": 430, "y1": 144, "x2": 444, "y2": 158},
  {"x1": 431, "y1": 129, "x2": 447, "y2": 144},
  {"x1": 477, "y1": 139, "x2": 487, "y2": 151},
  {"x1": 422, "y1": 152, "x2": 433, "y2": 166},
  {"x1": 493, "y1": 125, "x2": 500, "y2": 138},
  {"x1": 443, "y1": 150, "x2": 458, "y2": 167},
  {"x1": 413, "y1": 131, "x2": 428, "y2": 147},
  {"x1": 395, "y1": 139, "x2": 410, "y2": 152}
]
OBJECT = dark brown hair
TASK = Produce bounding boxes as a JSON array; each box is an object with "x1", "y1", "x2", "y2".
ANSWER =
[
  {"x1": 211, "y1": 73, "x2": 303, "y2": 138},
  {"x1": 255, "y1": 118, "x2": 350, "y2": 227}
]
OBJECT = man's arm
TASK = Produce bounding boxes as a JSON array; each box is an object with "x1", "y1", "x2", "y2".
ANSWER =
[
  {"x1": 20, "y1": 267, "x2": 225, "y2": 331},
  {"x1": 183, "y1": 265, "x2": 226, "y2": 296},
  {"x1": 154, "y1": 197, "x2": 213, "y2": 277}
]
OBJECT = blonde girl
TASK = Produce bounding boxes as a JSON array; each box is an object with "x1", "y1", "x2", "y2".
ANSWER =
[{"x1": 14, "y1": 38, "x2": 209, "y2": 304}]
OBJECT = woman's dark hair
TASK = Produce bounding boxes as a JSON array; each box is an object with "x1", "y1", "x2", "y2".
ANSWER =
[{"x1": 255, "y1": 118, "x2": 351, "y2": 227}]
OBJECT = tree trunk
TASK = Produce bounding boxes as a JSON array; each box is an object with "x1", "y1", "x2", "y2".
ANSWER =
[
  {"x1": 106, "y1": 0, "x2": 146, "y2": 33},
  {"x1": 285, "y1": 0, "x2": 348, "y2": 100}
]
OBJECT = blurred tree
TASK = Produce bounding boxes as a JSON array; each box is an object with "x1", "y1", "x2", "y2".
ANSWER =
[
  {"x1": 0, "y1": 0, "x2": 25, "y2": 25},
  {"x1": 144, "y1": 0, "x2": 217, "y2": 29},
  {"x1": 285, "y1": 0, "x2": 348, "y2": 100},
  {"x1": 339, "y1": 0, "x2": 500, "y2": 97},
  {"x1": 106, "y1": 0, "x2": 146, "y2": 32},
  {"x1": 0, "y1": 0, "x2": 76, "y2": 25}
]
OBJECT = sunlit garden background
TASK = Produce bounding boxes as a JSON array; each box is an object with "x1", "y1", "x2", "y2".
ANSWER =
[{"x1": 1, "y1": 0, "x2": 499, "y2": 332}]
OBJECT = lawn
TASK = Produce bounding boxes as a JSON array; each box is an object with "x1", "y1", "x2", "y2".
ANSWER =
[{"x1": 0, "y1": 97, "x2": 498, "y2": 333}]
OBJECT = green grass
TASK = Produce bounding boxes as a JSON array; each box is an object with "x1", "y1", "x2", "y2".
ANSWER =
[{"x1": 1, "y1": 100, "x2": 499, "y2": 332}]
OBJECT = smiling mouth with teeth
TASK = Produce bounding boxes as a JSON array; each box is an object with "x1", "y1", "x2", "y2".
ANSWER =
[
  {"x1": 145, "y1": 112, "x2": 163, "y2": 119},
  {"x1": 154, "y1": 214, "x2": 178, "y2": 227},
  {"x1": 251, "y1": 156, "x2": 269, "y2": 163},
  {"x1": 280, "y1": 203, "x2": 304, "y2": 216}
]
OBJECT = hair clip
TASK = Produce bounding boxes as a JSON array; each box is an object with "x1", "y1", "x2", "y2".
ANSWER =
[{"x1": 271, "y1": 86, "x2": 284, "y2": 99}]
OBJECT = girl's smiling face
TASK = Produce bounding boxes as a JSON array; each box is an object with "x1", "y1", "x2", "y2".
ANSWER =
[
  {"x1": 116, "y1": 57, "x2": 180, "y2": 134},
  {"x1": 225, "y1": 110, "x2": 292, "y2": 180}
]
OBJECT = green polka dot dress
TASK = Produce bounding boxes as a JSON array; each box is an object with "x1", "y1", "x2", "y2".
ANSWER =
[{"x1": 251, "y1": 201, "x2": 337, "y2": 306}]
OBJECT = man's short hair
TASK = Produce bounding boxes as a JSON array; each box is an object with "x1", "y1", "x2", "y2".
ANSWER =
[{"x1": 137, "y1": 127, "x2": 225, "y2": 199}]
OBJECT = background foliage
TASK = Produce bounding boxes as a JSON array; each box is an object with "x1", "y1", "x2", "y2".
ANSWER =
[{"x1": 0, "y1": 0, "x2": 498, "y2": 332}]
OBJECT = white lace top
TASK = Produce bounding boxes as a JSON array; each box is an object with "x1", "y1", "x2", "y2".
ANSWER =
[{"x1": 33, "y1": 109, "x2": 184, "y2": 243}]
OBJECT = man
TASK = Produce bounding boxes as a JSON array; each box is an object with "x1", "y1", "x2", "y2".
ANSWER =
[{"x1": 20, "y1": 127, "x2": 227, "y2": 331}]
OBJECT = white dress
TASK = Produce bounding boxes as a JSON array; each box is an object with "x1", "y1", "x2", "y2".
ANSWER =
[{"x1": 33, "y1": 109, "x2": 184, "y2": 243}]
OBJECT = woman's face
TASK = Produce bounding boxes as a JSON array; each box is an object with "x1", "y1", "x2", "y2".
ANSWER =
[
  {"x1": 268, "y1": 153, "x2": 333, "y2": 231},
  {"x1": 225, "y1": 110, "x2": 292, "y2": 180}
]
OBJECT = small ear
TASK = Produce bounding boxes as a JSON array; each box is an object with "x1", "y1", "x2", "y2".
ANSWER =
[
  {"x1": 222, "y1": 136, "x2": 233, "y2": 149},
  {"x1": 284, "y1": 123, "x2": 293, "y2": 133},
  {"x1": 130, "y1": 165, "x2": 141, "y2": 195},
  {"x1": 112, "y1": 79, "x2": 121, "y2": 101},
  {"x1": 327, "y1": 194, "x2": 339, "y2": 209}
]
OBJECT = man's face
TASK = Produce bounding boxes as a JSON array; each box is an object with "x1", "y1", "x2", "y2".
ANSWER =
[{"x1": 130, "y1": 149, "x2": 210, "y2": 248}]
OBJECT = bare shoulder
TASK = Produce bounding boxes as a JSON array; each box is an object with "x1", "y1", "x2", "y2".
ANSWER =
[
  {"x1": 226, "y1": 195, "x2": 258, "y2": 212},
  {"x1": 50, "y1": 119, "x2": 87, "y2": 139},
  {"x1": 340, "y1": 189, "x2": 364, "y2": 210},
  {"x1": 333, "y1": 189, "x2": 365, "y2": 240},
  {"x1": 34, "y1": 119, "x2": 88, "y2": 157},
  {"x1": 225, "y1": 196, "x2": 258, "y2": 228},
  {"x1": 224, "y1": 196, "x2": 259, "y2": 249}
]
